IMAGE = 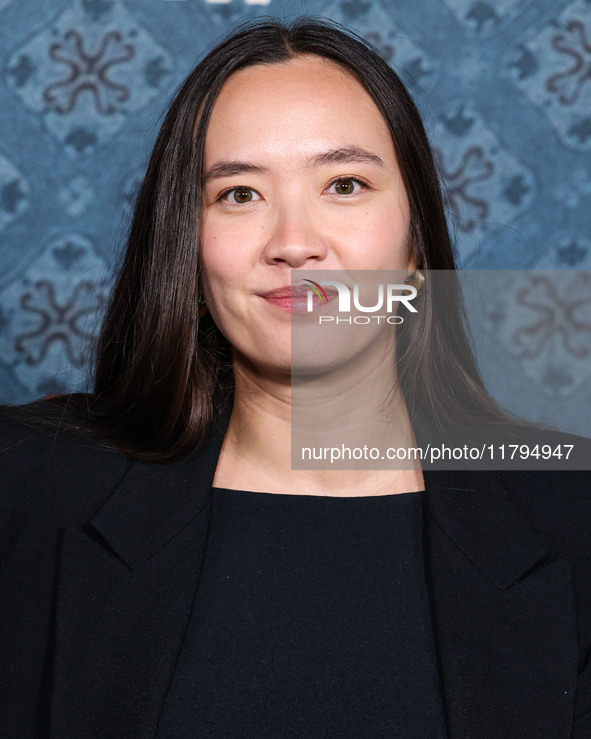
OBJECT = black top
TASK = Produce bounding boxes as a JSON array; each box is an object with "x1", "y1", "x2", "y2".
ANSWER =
[{"x1": 157, "y1": 488, "x2": 447, "y2": 738}]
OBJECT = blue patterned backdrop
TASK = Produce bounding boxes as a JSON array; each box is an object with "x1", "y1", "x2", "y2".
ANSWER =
[{"x1": 0, "y1": 0, "x2": 590, "y2": 433}]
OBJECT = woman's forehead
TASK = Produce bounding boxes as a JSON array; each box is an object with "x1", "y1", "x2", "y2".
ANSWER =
[{"x1": 202, "y1": 56, "x2": 395, "y2": 169}]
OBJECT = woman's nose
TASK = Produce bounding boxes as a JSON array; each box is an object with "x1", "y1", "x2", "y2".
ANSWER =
[{"x1": 262, "y1": 201, "x2": 329, "y2": 268}]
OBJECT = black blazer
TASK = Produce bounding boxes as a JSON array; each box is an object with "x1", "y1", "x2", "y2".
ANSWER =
[{"x1": 1, "y1": 409, "x2": 591, "y2": 738}]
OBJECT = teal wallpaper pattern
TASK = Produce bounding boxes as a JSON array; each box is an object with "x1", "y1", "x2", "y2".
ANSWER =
[{"x1": 0, "y1": 0, "x2": 589, "y2": 431}]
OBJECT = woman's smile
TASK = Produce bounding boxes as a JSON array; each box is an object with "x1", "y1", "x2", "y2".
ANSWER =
[{"x1": 257, "y1": 284, "x2": 340, "y2": 313}]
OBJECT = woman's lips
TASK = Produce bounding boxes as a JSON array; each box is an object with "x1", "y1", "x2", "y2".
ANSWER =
[{"x1": 259, "y1": 286, "x2": 338, "y2": 314}]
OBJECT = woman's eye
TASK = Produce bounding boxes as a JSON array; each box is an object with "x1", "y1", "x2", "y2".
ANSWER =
[
  {"x1": 327, "y1": 178, "x2": 367, "y2": 196},
  {"x1": 216, "y1": 179, "x2": 368, "y2": 204},
  {"x1": 219, "y1": 187, "x2": 261, "y2": 204}
]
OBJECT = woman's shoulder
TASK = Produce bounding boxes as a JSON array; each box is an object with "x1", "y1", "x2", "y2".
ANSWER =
[
  {"x1": 0, "y1": 401, "x2": 132, "y2": 555},
  {"x1": 499, "y1": 468, "x2": 591, "y2": 501},
  {"x1": 0, "y1": 399, "x2": 126, "y2": 472},
  {"x1": 499, "y1": 470, "x2": 591, "y2": 560}
]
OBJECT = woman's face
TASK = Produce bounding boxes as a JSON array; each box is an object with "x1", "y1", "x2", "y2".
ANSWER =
[{"x1": 200, "y1": 55, "x2": 414, "y2": 375}]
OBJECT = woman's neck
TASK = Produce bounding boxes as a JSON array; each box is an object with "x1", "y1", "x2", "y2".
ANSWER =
[{"x1": 213, "y1": 347, "x2": 424, "y2": 497}]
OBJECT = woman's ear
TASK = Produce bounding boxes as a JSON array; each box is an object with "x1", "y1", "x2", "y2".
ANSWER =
[
  {"x1": 405, "y1": 239, "x2": 419, "y2": 276},
  {"x1": 197, "y1": 271, "x2": 208, "y2": 318},
  {"x1": 404, "y1": 241, "x2": 425, "y2": 292}
]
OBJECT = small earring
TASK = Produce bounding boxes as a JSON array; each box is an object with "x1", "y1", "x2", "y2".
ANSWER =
[
  {"x1": 198, "y1": 296, "x2": 207, "y2": 318},
  {"x1": 405, "y1": 269, "x2": 425, "y2": 292}
]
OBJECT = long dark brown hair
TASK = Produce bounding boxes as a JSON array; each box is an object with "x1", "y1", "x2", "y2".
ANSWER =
[{"x1": 5, "y1": 17, "x2": 511, "y2": 460}]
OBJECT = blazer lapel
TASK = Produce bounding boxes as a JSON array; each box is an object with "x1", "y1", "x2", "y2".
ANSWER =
[
  {"x1": 49, "y1": 418, "x2": 227, "y2": 738},
  {"x1": 423, "y1": 470, "x2": 579, "y2": 738}
]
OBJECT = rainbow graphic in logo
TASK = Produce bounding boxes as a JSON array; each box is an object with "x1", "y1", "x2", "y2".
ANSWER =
[{"x1": 301, "y1": 278, "x2": 329, "y2": 303}]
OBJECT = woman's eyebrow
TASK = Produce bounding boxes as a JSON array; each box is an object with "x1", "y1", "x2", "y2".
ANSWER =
[{"x1": 202, "y1": 146, "x2": 386, "y2": 185}]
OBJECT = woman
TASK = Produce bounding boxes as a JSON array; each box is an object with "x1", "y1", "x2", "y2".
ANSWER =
[{"x1": 1, "y1": 17, "x2": 590, "y2": 738}]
